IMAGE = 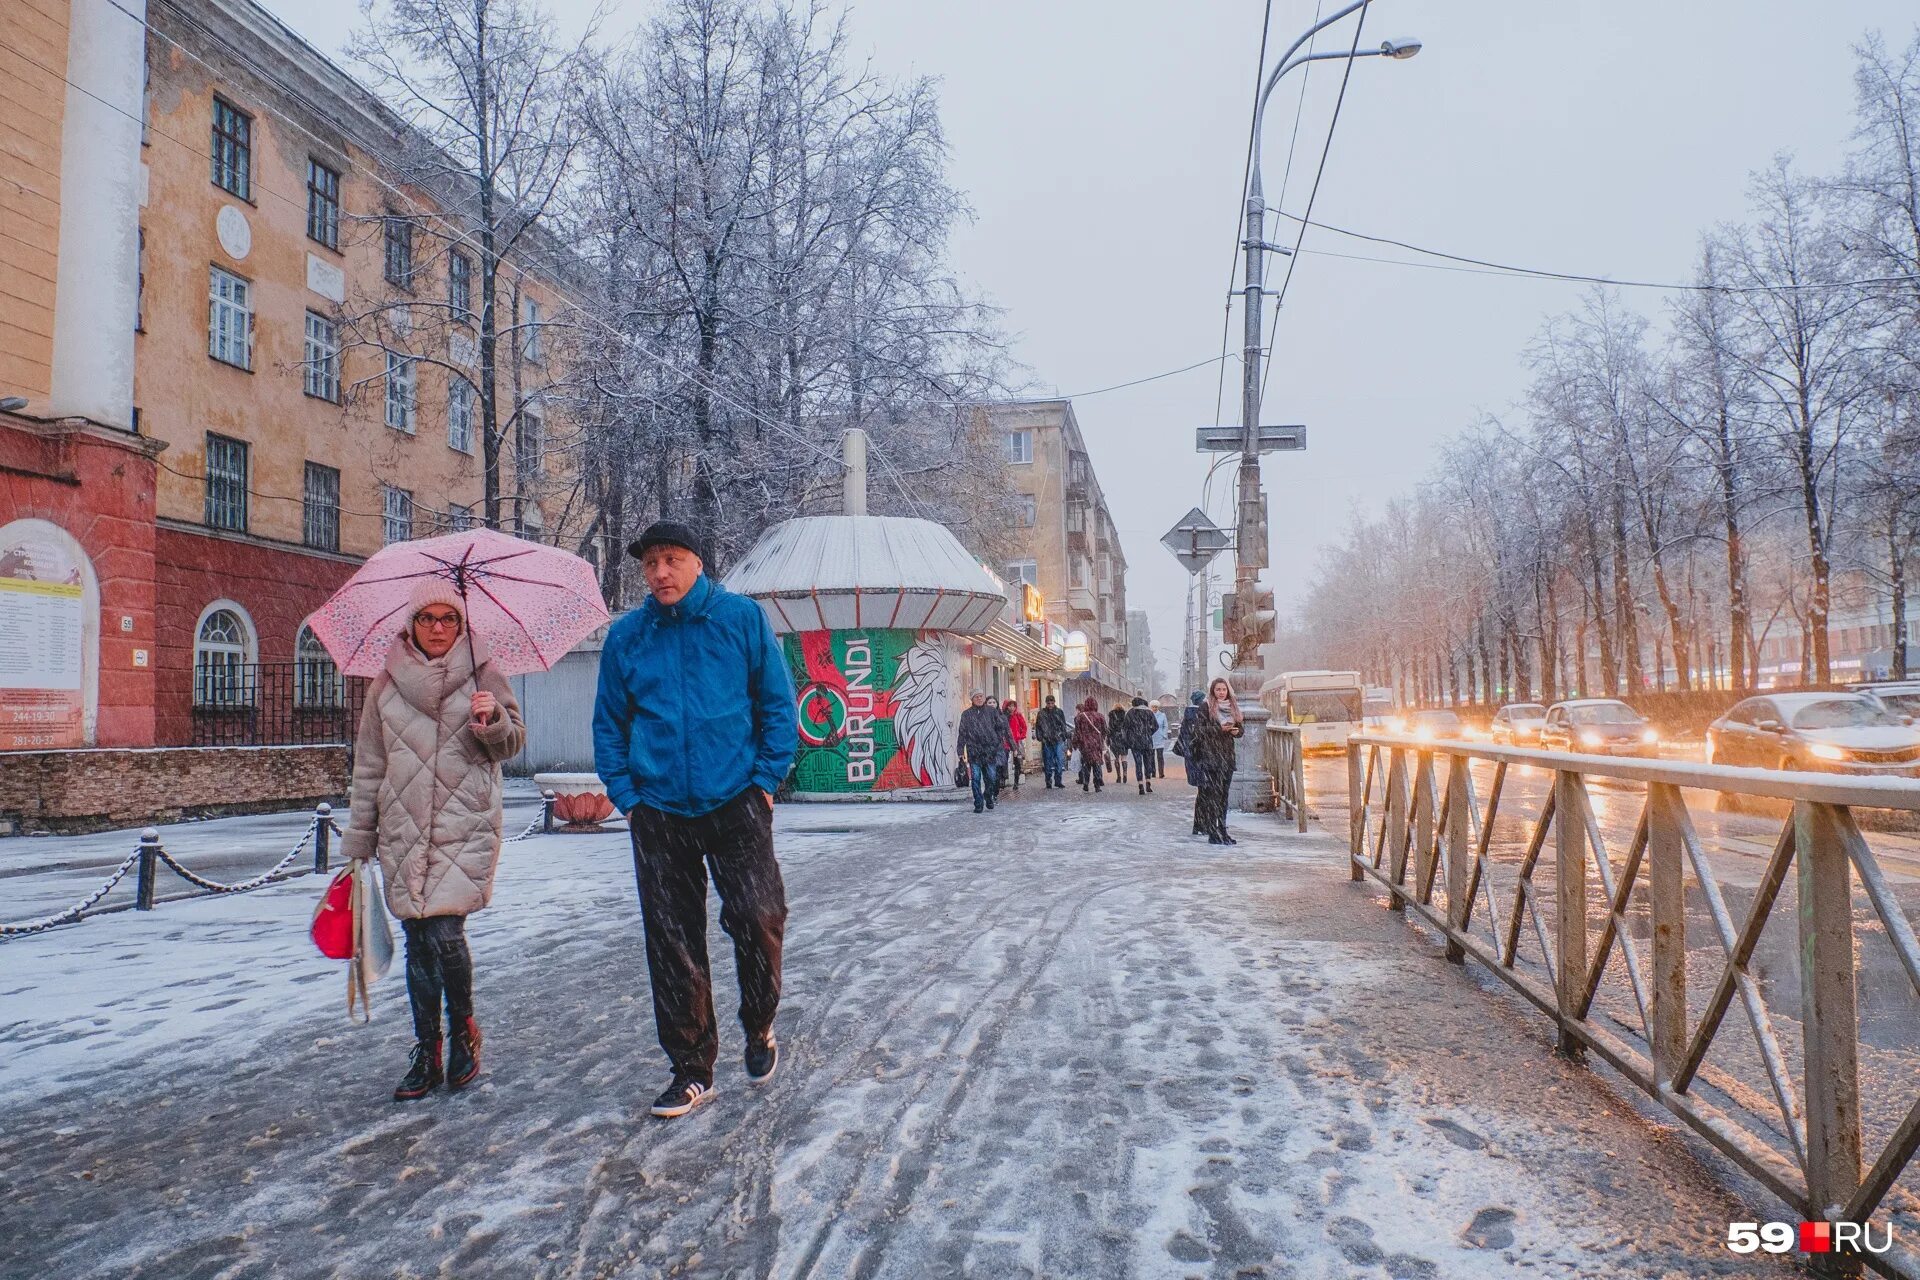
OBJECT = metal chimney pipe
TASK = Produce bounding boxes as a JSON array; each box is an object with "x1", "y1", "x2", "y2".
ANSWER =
[{"x1": 842, "y1": 427, "x2": 869, "y2": 517}]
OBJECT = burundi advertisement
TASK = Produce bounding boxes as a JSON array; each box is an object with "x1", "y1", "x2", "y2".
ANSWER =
[{"x1": 785, "y1": 629, "x2": 954, "y2": 793}]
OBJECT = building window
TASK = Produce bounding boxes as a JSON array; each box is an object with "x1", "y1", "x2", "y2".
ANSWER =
[
  {"x1": 303, "y1": 461, "x2": 340, "y2": 551},
  {"x1": 449, "y1": 251, "x2": 473, "y2": 324},
  {"x1": 208, "y1": 266, "x2": 252, "y2": 369},
  {"x1": 517, "y1": 405, "x2": 544, "y2": 484},
  {"x1": 204, "y1": 433, "x2": 249, "y2": 531},
  {"x1": 306, "y1": 159, "x2": 340, "y2": 249},
  {"x1": 384, "y1": 352, "x2": 416, "y2": 432},
  {"x1": 1005, "y1": 559, "x2": 1039, "y2": 587},
  {"x1": 521, "y1": 296, "x2": 543, "y2": 361},
  {"x1": 210, "y1": 97, "x2": 251, "y2": 199},
  {"x1": 448, "y1": 376, "x2": 475, "y2": 453},
  {"x1": 294, "y1": 624, "x2": 344, "y2": 709},
  {"x1": 1004, "y1": 430, "x2": 1033, "y2": 464},
  {"x1": 194, "y1": 606, "x2": 254, "y2": 708},
  {"x1": 383, "y1": 485, "x2": 414, "y2": 544},
  {"x1": 1016, "y1": 494, "x2": 1037, "y2": 527},
  {"x1": 303, "y1": 311, "x2": 340, "y2": 401},
  {"x1": 446, "y1": 502, "x2": 474, "y2": 532},
  {"x1": 383, "y1": 217, "x2": 414, "y2": 289}
]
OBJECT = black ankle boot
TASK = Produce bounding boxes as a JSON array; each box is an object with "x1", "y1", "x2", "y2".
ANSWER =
[
  {"x1": 394, "y1": 1039, "x2": 444, "y2": 1100},
  {"x1": 447, "y1": 1017, "x2": 483, "y2": 1091}
]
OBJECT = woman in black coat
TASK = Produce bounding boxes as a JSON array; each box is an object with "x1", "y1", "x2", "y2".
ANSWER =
[
  {"x1": 1188, "y1": 678, "x2": 1245, "y2": 845},
  {"x1": 1106, "y1": 704, "x2": 1131, "y2": 784}
]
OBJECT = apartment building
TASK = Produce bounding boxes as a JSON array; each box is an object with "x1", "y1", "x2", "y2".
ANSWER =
[
  {"x1": 0, "y1": 0, "x2": 583, "y2": 750},
  {"x1": 976, "y1": 399, "x2": 1134, "y2": 701}
]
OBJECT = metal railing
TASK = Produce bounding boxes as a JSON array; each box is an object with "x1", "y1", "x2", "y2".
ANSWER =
[
  {"x1": 1263, "y1": 724, "x2": 1307, "y2": 832},
  {"x1": 185, "y1": 662, "x2": 370, "y2": 748},
  {"x1": 1346, "y1": 734, "x2": 1920, "y2": 1279}
]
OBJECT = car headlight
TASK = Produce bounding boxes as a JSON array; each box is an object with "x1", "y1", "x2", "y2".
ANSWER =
[
  {"x1": 1809, "y1": 742, "x2": 1847, "y2": 762},
  {"x1": 1579, "y1": 730, "x2": 1604, "y2": 748},
  {"x1": 1641, "y1": 728, "x2": 1659, "y2": 744}
]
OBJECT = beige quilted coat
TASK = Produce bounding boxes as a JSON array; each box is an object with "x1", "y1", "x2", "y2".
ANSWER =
[{"x1": 339, "y1": 633, "x2": 526, "y2": 919}]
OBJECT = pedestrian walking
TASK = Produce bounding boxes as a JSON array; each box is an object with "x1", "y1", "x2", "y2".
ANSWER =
[
  {"x1": 1189, "y1": 677, "x2": 1245, "y2": 844},
  {"x1": 1106, "y1": 703, "x2": 1131, "y2": 784},
  {"x1": 1125, "y1": 697, "x2": 1159, "y2": 794},
  {"x1": 340, "y1": 579, "x2": 527, "y2": 1101},
  {"x1": 1151, "y1": 700, "x2": 1171, "y2": 779},
  {"x1": 1034, "y1": 695, "x2": 1070, "y2": 788},
  {"x1": 1174, "y1": 691, "x2": 1209, "y2": 834},
  {"x1": 592, "y1": 521, "x2": 799, "y2": 1120},
  {"x1": 1004, "y1": 700, "x2": 1029, "y2": 790},
  {"x1": 1074, "y1": 696, "x2": 1108, "y2": 791},
  {"x1": 957, "y1": 690, "x2": 1006, "y2": 812}
]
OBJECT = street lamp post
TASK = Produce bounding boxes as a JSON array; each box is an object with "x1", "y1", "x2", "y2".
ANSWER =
[{"x1": 1224, "y1": 1, "x2": 1419, "y2": 810}]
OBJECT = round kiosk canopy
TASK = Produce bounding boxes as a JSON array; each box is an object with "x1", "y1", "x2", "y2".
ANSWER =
[{"x1": 722, "y1": 515, "x2": 1007, "y2": 637}]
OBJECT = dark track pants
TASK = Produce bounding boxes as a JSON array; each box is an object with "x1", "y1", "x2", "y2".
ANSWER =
[
  {"x1": 403, "y1": 915, "x2": 473, "y2": 1043},
  {"x1": 629, "y1": 790, "x2": 788, "y2": 1084}
]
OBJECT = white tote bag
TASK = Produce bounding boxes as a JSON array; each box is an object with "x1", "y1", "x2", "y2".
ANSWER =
[{"x1": 347, "y1": 858, "x2": 396, "y2": 1020}]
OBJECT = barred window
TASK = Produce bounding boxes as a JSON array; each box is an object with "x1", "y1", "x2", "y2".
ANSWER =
[
  {"x1": 211, "y1": 97, "x2": 251, "y2": 199},
  {"x1": 306, "y1": 159, "x2": 340, "y2": 249},
  {"x1": 204, "y1": 433, "x2": 249, "y2": 531},
  {"x1": 382, "y1": 485, "x2": 413, "y2": 544},
  {"x1": 448, "y1": 376, "x2": 475, "y2": 453},
  {"x1": 294, "y1": 625, "x2": 344, "y2": 709},
  {"x1": 384, "y1": 352, "x2": 416, "y2": 432},
  {"x1": 303, "y1": 311, "x2": 339, "y2": 401},
  {"x1": 194, "y1": 607, "x2": 254, "y2": 708},
  {"x1": 447, "y1": 502, "x2": 474, "y2": 532},
  {"x1": 383, "y1": 217, "x2": 413, "y2": 289},
  {"x1": 449, "y1": 251, "x2": 473, "y2": 324},
  {"x1": 303, "y1": 461, "x2": 339, "y2": 552},
  {"x1": 208, "y1": 266, "x2": 252, "y2": 369}
]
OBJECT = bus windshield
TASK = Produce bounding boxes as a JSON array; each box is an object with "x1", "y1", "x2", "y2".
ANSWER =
[{"x1": 1289, "y1": 688, "x2": 1362, "y2": 724}]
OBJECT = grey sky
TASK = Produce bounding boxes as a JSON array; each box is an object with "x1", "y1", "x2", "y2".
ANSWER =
[{"x1": 267, "y1": 0, "x2": 1919, "y2": 685}]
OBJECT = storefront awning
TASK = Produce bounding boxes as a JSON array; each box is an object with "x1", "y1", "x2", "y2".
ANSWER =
[{"x1": 983, "y1": 620, "x2": 1062, "y2": 672}]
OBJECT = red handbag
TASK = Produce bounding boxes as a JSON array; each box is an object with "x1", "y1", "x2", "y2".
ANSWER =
[{"x1": 310, "y1": 867, "x2": 355, "y2": 960}]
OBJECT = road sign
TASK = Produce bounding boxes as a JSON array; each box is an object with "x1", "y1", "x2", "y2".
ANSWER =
[
  {"x1": 1194, "y1": 424, "x2": 1307, "y2": 454},
  {"x1": 1160, "y1": 507, "x2": 1232, "y2": 574}
]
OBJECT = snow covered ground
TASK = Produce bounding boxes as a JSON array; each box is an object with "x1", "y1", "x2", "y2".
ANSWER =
[{"x1": 1, "y1": 781, "x2": 1794, "y2": 1278}]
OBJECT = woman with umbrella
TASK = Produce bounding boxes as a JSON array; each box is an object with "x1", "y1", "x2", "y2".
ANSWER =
[{"x1": 316, "y1": 529, "x2": 605, "y2": 1100}]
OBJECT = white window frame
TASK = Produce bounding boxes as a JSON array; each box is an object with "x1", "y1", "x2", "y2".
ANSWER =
[
  {"x1": 192, "y1": 600, "x2": 256, "y2": 708},
  {"x1": 1004, "y1": 429, "x2": 1033, "y2": 465},
  {"x1": 522, "y1": 296, "x2": 543, "y2": 361},
  {"x1": 302, "y1": 461, "x2": 340, "y2": 551},
  {"x1": 1017, "y1": 494, "x2": 1037, "y2": 527},
  {"x1": 446, "y1": 502, "x2": 474, "y2": 533},
  {"x1": 303, "y1": 311, "x2": 339, "y2": 401},
  {"x1": 382, "y1": 485, "x2": 414, "y2": 544},
  {"x1": 1005, "y1": 559, "x2": 1039, "y2": 587},
  {"x1": 384, "y1": 352, "x2": 416, "y2": 432},
  {"x1": 203, "y1": 432, "x2": 249, "y2": 531},
  {"x1": 517, "y1": 404, "x2": 544, "y2": 483},
  {"x1": 448, "y1": 375, "x2": 475, "y2": 454},
  {"x1": 294, "y1": 623, "x2": 344, "y2": 709},
  {"x1": 208, "y1": 266, "x2": 252, "y2": 370}
]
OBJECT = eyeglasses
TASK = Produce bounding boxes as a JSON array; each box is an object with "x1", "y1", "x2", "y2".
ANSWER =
[{"x1": 413, "y1": 612, "x2": 463, "y2": 631}]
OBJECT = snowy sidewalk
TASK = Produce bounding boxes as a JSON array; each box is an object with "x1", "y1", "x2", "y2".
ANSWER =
[{"x1": 0, "y1": 782, "x2": 1789, "y2": 1278}]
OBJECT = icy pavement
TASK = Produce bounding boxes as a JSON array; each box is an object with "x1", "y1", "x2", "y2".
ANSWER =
[{"x1": 0, "y1": 781, "x2": 1793, "y2": 1279}]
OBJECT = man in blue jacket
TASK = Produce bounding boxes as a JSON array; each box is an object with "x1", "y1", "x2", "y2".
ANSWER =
[{"x1": 592, "y1": 521, "x2": 798, "y2": 1119}]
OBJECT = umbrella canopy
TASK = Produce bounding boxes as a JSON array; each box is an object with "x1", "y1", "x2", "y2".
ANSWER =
[{"x1": 307, "y1": 528, "x2": 608, "y2": 677}]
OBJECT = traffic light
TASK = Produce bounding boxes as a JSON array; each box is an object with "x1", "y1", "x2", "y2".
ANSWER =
[
  {"x1": 1220, "y1": 591, "x2": 1241, "y2": 644},
  {"x1": 1225, "y1": 588, "x2": 1276, "y2": 646}
]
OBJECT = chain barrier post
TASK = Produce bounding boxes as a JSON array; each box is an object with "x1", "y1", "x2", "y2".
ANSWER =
[
  {"x1": 312, "y1": 803, "x2": 332, "y2": 874},
  {"x1": 542, "y1": 789, "x2": 556, "y2": 835},
  {"x1": 135, "y1": 829, "x2": 161, "y2": 911}
]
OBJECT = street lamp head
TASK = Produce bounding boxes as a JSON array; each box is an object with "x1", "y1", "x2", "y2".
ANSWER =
[{"x1": 1379, "y1": 37, "x2": 1422, "y2": 59}]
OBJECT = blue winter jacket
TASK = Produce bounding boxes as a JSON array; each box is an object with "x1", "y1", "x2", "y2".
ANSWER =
[{"x1": 592, "y1": 575, "x2": 798, "y2": 818}]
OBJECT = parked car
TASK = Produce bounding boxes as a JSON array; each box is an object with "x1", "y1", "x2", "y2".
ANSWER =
[
  {"x1": 1857, "y1": 681, "x2": 1920, "y2": 719},
  {"x1": 1706, "y1": 693, "x2": 1920, "y2": 775},
  {"x1": 1489, "y1": 702, "x2": 1548, "y2": 746},
  {"x1": 1539, "y1": 699, "x2": 1659, "y2": 757},
  {"x1": 1406, "y1": 708, "x2": 1465, "y2": 742}
]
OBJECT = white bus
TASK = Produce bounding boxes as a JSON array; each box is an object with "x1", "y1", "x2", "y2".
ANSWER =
[{"x1": 1258, "y1": 669, "x2": 1367, "y2": 752}]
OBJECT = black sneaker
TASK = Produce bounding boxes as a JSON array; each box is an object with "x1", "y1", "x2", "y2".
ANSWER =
[
  {"x1": 650, "y1": 1074, "x2": 715, "y2": 1118},
  {"x1": 746, "y1": 1034, "x2": 778, "y2": 1083}
]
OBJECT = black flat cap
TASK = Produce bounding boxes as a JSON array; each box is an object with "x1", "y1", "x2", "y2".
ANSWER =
[{"x1": 627, "y1": 520, "x2": 706, "y2": 562}]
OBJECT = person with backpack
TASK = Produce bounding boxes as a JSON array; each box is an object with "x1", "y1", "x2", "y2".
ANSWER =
[
  {"x1": 1105, "y1": 703, "x2": 1131, "y2": 785},
  {"x1": 1034, "y1": 695, "x2": 1070, "y2": 788},
  {"x1": 1124, "y1": 697, "x2": 1159, "y2": 794},
  {"x1": 1073, "y1": 697, "x2": 1108, "y2": 792}
]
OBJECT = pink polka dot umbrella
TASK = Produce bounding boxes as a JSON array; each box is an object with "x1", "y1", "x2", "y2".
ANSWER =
[{"x1": 307, "y1": 528, "x2": 609, "y2": 677}]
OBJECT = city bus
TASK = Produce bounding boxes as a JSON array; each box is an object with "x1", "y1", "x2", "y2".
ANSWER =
[{"x1": 1258, "y1": 669, "x2": 1367, "y2": 752}]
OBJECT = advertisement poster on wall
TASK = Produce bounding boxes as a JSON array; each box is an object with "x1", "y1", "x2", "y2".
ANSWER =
[
  {"x1": 0, "y1": 524, "x2": 87, "y2": 750},
  {"x1": 785, "y1": 629, "x2": 954, "y2": 793}
]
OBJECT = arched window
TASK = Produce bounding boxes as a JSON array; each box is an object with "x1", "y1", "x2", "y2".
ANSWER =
[
  {"x1": 294, "y1": 624, "x2": 343, "y2": 709},
  {"x1": 193, "y1": 605, "x2": 255, "y2": 708}
]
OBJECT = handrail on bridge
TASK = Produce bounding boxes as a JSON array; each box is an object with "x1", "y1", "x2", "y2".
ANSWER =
[{"x1": 1346, "y1": 733, "x2": 1920, "y2": 1280}]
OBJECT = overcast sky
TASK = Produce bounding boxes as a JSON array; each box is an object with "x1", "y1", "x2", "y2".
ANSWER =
[{"x1": 271, "y1": 0, "x2": 1918, "y2": 684}]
